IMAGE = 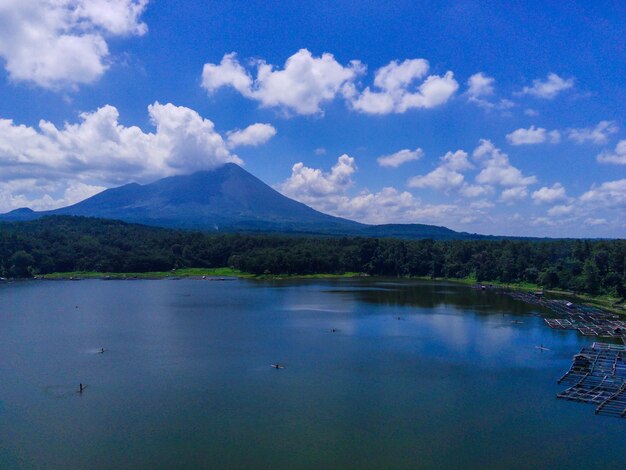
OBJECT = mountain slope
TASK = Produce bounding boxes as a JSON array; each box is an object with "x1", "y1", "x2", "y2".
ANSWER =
[{"x1": 0, "y1": 164, "x2": 482, "y2": 239}]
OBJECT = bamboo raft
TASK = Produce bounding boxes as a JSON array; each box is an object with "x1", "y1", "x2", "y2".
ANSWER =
[
  {"x1": 506, "y1": 292, "x2": 626, "y2": 341},
  {"x1": 557, "y1": 342, "x2": 626, "y2": 418}
]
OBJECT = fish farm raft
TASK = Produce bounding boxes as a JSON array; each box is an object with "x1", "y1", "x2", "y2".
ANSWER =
[
  {"x1": 502, "y1": 289, "x2": 626, "y2": 418},
  {"x1": 507, "y1": 291, "x2": 626, "y2": 343},
  {"x1": 557, "y1": 343, "x2": 626, "y2": 418}
]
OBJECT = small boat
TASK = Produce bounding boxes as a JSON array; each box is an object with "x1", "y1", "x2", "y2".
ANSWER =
[
  {"x1": 270, "y1": 364, "x2": 284, "y2": 369},
  {"x1": 535, "y1": 345, "x2": 550, "y2": 351}
]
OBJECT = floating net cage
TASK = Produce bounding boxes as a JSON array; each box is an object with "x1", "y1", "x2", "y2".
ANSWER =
[
  {"x1": 506, "y1": 292, "x2": 626, "y2": 343},
  {"x1": 558, "y1": 342, "x2": 626, "y2": 418}
]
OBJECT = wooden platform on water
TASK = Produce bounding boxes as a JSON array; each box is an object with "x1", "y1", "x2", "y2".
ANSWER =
[
  {"x1": 506, "y1": 292, "x2": 626, "y2": 341},
  {"x1": 557, "y1": 342, "x2": 626, "y2": 418}
]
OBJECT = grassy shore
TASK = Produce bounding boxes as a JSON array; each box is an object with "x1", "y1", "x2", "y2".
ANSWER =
[
  {"x1": 38, "y1": 269, "x2": 624, "y2": 315},
  {"x1": 40, "y1": 268, "x2": 361, "y2": 281},
  {"x1": 444, "y1": 275, "x2": 625, "y2": 316},
  {"x1": 41, "y1": 267, "x2": 252, "y2": 279}
]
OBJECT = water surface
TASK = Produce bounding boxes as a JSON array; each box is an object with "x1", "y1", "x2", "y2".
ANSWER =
[{"x1": 0, "y1": 279, "x2": 623, "y2": 468}]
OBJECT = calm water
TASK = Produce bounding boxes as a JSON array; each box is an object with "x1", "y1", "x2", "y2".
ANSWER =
[{"x1": 0, "y1": 279, "x2": 623, "y2": 469}]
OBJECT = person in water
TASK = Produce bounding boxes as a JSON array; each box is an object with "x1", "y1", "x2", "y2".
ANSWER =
[{"x1": 79, "y1": 383, "x2": 84, "y2": 393}]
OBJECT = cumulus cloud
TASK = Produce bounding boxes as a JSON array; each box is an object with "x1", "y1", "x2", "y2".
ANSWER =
[
  {"x1": 597, "y1": 140, "x2": 626, "y2": 165},
  {"x1": 277, "y1": 154, "x2": 467, "y2": 225},
  {"x1": 0, "y1": 102, "x2": 284, "y2": 212},
  {"x1": 568, "y1": 121, "x2": 619, "y2": 145},
  {"x1": 0, "y1": 102, "x2": 248, "y2": 185},
  {"x1": 580, "y1": 179, "x2": 626, "y2": 207},
  {"x1": 0, "y1": 178, "x2": 106, "y2": 213},
  {"x1": 466, "y1": 72, "x2": 494, "y2": 99},
  {"x1": 473, "y1": 139, "x2": 537, "y2": 189},
  {"x1": 273, "y1": 150, "x2": 623, "y2": 235},
  {"x1": 351, "y1": 59, "x2": 458, "y2": 114},
  {"x1": 547, "y1": 204, "x2": 574, "y2": 217},
  {"x1": 506, "y1": 126, "x2": 560, "y2": 145},
  {"x1": 519, "y1": 73, "x2": 574, "y2": 99},
  {"x1": 500, "y1": 186, "x2": 528, "y2": 203},
  {"x1": 460, "y1": 183, "x2": 492, "y2": 198},
  {"x1": 202, "y1": 49, "x2": 363, "y2": 115},
  {"x1": 531, "y1": 183, "x2": 569, "y2": 204},
  {"x1": 585, "y1": 218, "x2": 607, "y2": 226},
  {"x1": 279, "y1": 154, "x2": 357, "y2": 200},
  {"x1": 407, "y1": 141, "x2": 536, "y2": 203},
  {"x1": 202, "y1": 51, "x2": 458, "y2": 115},
  {"x1": 408, "y1": 150, "x2": 472, "y2": 191},
  {"x1": 464, "y1": 73, "x2": 515, "y2": 112},
  {"x1": 377, "y1": 148, "x2": 423, "y2": 168},
  {"x1": 0, "y1": 0, "x2": 148, "y2": 89},
  {"x1": 226, "y1": 123, "x2": 276, "y2": 149}
]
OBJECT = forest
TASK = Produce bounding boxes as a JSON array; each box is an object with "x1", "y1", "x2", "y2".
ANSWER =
[{"x1": 0, "y1": 216, "x2": 624, "y2": 298}]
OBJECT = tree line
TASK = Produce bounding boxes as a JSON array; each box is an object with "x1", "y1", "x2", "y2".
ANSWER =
[{"x1": 0, "y1": 216, "x2": 624, "y2": 297}]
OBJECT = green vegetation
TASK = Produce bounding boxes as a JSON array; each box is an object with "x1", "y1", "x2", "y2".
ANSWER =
[
  {"x1": 39, "y1": 268, "x2": 359, "y2": 280},
  {"x1": 1, "y1": 216, "x2": 624, "y2": 307},
  {"x1": 40, "y1": 267, "x2": 251, "y2": 279}
]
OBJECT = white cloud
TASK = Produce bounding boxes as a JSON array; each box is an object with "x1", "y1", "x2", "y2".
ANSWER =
[
  {"x1": 580, "y1": 179, "x2": 626, "y2": 207},
  {"x1": 469, "y1": 200, "x2": 494, "y2": 210},
  {"x1": 0, "y1": 102, "x2": 261, "y2": 201},
  {"x1": 314, "y1": 147, "x2": 326, "y2": 156},
  {"x1": 500, "y1": 186, "x2": 528, "y2": 203},
  {"x1": 337, "y1": 187, "x2": 420, "y2": 224},
  {"x1": 585, "y1": 218, "x2": 607, "y2": 226},
  {"x1": 547, "y1": 204, "x2": 574, "y2": 217},
  {"x1": 568, "y1": 121, "x2": 619, "y2": 145},
  {"x1": 226, "y1": 123, "x2": 276, "y2": 149},
  {"x1": 465, "y1": 72, "x2": 515, "y2": 111},
  {"x1": 377, "y1": 148, "x2": 423, "y2": 168},
  {"x1": 0, "y1": 102, "x2": 283, "y2": 212},
  {"x1": 202, "y1": 49, "x2": 363, "y2": 115},
  {"x1": 530, "y1": 217, "x2": 557, "y2": 227},
  {"x1": 202, "y1": 51, "x2": 458, "y2": 115},
  {"x1": 408, "y1": 150, "x2": 472, "y2": 191},
  {"x1": 596, "y1": 139, "x2": 626, "y2": 165},
  {"x1": 351, "y1": 59, "x2": 458, "y2": 114},
  {"x1": 473, "y1": 139, "x2": 537, "y2": 187},
  {"x1": 524, "y1": 109, "x2": 539, "y2": 117},
  {"x1": 0, "y1": 0, "x2": 148, "y2": 89},
  {"x1": 277, "y1": 154, "x2": 467, "y2": 225},
  {"x1": 409, "y1": 166, "x2": 464, "y2": 191},
  {"x1": 531, "y1": 183, "x2": 569, "y2": 204},
  {"x1": 0, "y1": 178, "x2": 106, "y2": 212},
  {"x1": 460, "y1": 183, "x2": 492, "y2": 198},
  {"x1": 506, "y1": 126, "x2": 560, "y2": 145},
  {"x1": 407, "y1": 142, "x2": 536, "y2": 203},
  {"x1": 279, "y1": 154, "x2": 356, "y2": 200},
  {"x1": 466, "y1": 72, "x2": 494, "y2": 99},
  {"x1": 519, "y1": 73, "x2": 574, "y2": 99}
]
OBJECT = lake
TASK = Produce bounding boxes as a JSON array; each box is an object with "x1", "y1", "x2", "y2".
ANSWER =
[{"x1": 0, "y1": 278, "x2": 623, "y2": 468}]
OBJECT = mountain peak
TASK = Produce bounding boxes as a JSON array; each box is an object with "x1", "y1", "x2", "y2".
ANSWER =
[
  {"x1": 0, "y1": 164, "x2": 478, "y2": 239},
  {"x1": 39, "y1": 164, "x2": 361, "y2": 232}
]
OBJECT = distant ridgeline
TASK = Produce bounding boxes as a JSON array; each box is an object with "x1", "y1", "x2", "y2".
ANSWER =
[
  {"x1": 0, "y1": 216, "x2": 624, "y2": 298},
  {"x1": 0, "y1": 164, "x2": 483, "y2": 240}
]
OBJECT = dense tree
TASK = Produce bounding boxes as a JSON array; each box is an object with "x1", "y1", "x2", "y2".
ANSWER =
[{"x1": 0, "y1": 216, "x2": 624, "y2": 298}]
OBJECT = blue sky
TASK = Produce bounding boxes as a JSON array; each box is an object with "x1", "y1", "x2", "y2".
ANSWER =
[{"x1": 0, "y1": 1, "x2": 623, "y2": 237}]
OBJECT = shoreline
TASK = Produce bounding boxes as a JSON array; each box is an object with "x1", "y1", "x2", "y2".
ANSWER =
[{"x1": 5, "y1": 269, "x2": 623, "y2": 315}]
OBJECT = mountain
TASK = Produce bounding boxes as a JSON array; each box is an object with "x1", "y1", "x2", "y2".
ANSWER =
[{"x1": 0, "y1": 164, "x2": 483, "y2": 239}]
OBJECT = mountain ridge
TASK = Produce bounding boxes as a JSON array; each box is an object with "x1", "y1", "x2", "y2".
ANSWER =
[{"x1": 0, "y1": 163, "x2": 485, "y2": 240}]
